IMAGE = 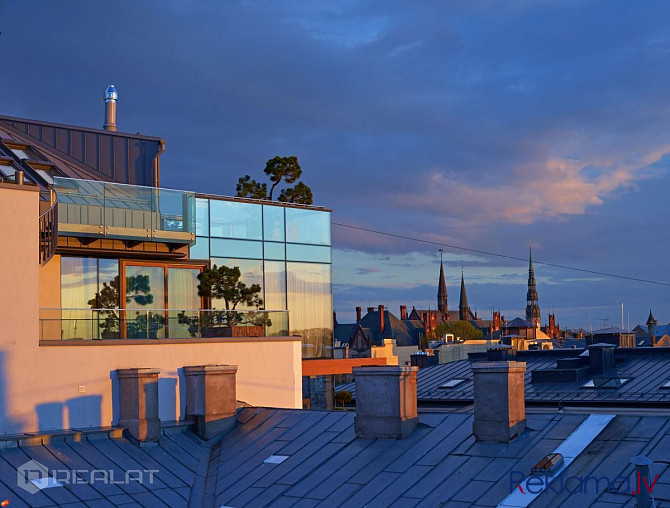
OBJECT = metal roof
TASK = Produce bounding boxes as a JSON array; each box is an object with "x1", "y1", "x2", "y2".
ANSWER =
[
  {"x1": 338, "y1": 348, "x2": 670, "y2": 407},
  {"x1": 0, "y1": 409, "x2": 669, "y2": 506}
]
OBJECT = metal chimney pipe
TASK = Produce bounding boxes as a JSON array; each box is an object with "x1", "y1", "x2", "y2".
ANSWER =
[
  {"x1": 630, "y1": 455, "x2": 654, "y2": 508},
  {"x1": 103, "y1": 85, "x2": 118, "y2": 131}
]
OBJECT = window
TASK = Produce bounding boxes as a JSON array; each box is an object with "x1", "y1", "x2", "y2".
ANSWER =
[
  {"x1": 195, "y1": 198, "x2": 209, "y2": 236},
  {"x1": 581, "y1": 378, "x2": 630, "y2": 389},
  {"x1": 438, "y1": 379, "x2": 466, "y2": 389},
  {"x1": 286, "y1": 244, "x2": 331, "y2": 263},
  {"x1": 263, "y1": 205, "x2": 285, "y2": 241},
  {"x1": 210, "y1": 258, "x2": 263, "y2": 310},
  {"x1": 264, "y1": 242, "x2": 285, "y2": 261},
  {"x1": 61, "y1": 257, "x2": 119, "y2": 340},
  {"x1": 285, "y1": 208, "x2": 331, "y2": 245},
  {"x1": 8, "y1": 145, "x2": 41, "y2": 161},
  {"x1": 287, "y1": 262, "x2": 332, "y2": 358},
  {"x1": 209, "y1": 200, "x2": 262, "y2": 240},
  {"x1": 190, "y1": 237, "x2": 210, "y2": 260},
  {"x1": 0, "y1": 162, "x2": 16, "y2": 180},
  {"x1": 210, "y1": 238, "x2": 263, "y2": 259}
]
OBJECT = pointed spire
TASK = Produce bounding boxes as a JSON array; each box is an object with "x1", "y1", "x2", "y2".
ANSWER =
[
  {"x1": 437, "y1": 250, "x2": 448, "y2": 315},
  {"x1": 647, "y1": 309, "x2": 657, "y2": 326},
  {"x1": 525, "y1": 245, "x2": 541, "y2": 326},
  {"x1": 459, "y1": 269, "x2": 471, "y2": 321}
]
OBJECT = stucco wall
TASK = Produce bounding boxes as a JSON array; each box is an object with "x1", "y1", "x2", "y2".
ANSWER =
[{"x1": 0, "y1": 184, "x2": 302, "y2": 434}]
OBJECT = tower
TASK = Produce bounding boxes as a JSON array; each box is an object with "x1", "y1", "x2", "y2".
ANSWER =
[
  {"x1": 525, "y1": 247, "x2": 541, "y2": 326},
  {"x1": 646, "y1": 309, "x2": 657, "y2": 337},
  {"x1": 459, "y1": 270, "x2": 471, "y2": 321},
  {"x1": 437, "y1": 251, "x2": 448, "y2": 316}
]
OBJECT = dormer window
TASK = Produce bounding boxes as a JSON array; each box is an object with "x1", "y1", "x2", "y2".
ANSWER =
[
  {"x1": 27, "y1": 162, "x2": 61, "y2": 185},
  {"x1": 6, "y1": 144, "x2": 42, "y2": 161}
]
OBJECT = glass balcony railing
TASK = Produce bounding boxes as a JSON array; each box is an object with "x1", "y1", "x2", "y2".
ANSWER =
[
  {"x1": 39, "y1": 308, "x2": 290, "y2": 341},
  {"x1": 53, "y1": 177, "x2": 196, "y2": 244}
]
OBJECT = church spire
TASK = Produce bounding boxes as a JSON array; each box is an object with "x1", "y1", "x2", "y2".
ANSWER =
[
  {"x1": 437, "y1": 250, "x2": 448, "y2": 315},
  {"x1": 459, "y1": 269, "x2": 471, "y2": 321},
  {"x1": 525, "y1": 246, "x2": 541, "y2": 326}
]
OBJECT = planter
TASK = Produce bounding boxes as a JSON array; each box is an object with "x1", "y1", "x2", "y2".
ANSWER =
[{"x1": 202, "y1": 325, "x2": 265, "y2": 338}]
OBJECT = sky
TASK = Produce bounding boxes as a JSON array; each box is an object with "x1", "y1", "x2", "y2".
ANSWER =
[{"x1": 2, "y1": 1, "x2": 670, "y2": 329}]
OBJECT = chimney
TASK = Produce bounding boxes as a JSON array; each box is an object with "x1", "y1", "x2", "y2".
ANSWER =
[
  {"x1": 486, "y1": 344, "x2": 517, "y2": 362},
  {"x1": 103, "y1": 85, "x2": 118, "y2": 131},
  {"x1": 367, "y1": 307, "x2": 375, "y2": 313},
  {"x1": 400, "y1": 305, "x2": 407, "y2": 320},
  {"x1": 116, "y1": 368, "x2": 161, "y2": 443},
  {"x1": 472, "y1": 361, "x2": 526, "y2": 442},
  {"x1": 356, "y1": 306, "x2": 362, "y2": 323},
  {"x1": 353, "y1": 366, "x2": 418, "y2": 439},
  {"x1": 378, "y1": 305, "x2": 385, "y2": 336},
  {"x1": 333, "y1": 311, "x2": 337, "y2": 327},
  {"x1": 183, "y1": 364, "x2": 238, "y2": 439},
  {"x1": 587, "y1": 343, "x2": 616, "y2": 376}
]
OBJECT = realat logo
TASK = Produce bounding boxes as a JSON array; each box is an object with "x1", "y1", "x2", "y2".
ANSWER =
[{"x1": 510, "y1": 470, "x2": 660, "y2": 495}]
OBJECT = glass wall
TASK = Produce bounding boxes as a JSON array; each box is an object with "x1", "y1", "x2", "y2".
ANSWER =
[
  {"x1": 195, "y1": 199, "x2": 333, "y2": 358},
  {"x1": 61, "y1": 257, "x2": 120, "y2": 340}
]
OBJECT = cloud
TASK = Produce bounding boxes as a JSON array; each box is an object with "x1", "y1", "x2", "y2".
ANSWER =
[
  {"x1": 356, "y1": 267, "x2": 382, "y2": 275},
  {"x1": 392, "y1": 148, "x2": 670, "y2": 225}
]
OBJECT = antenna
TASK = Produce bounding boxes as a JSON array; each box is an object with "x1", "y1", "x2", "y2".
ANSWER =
[{"x1": 439, "y1": 248, "x2": 444, "y2": 263}]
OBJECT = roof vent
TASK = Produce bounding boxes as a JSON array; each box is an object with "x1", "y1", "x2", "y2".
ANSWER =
[
  {"x1": 103, "y1": 85, "x2": 118, "y2": 132},
  {"x1": 531, "y1": 453, "x2": 564, "y2": 476}
]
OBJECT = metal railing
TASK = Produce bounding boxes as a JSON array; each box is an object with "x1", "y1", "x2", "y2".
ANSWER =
[
  {"x1": 39, "y1": 308, "x2": 289, "y2": 341},
  {"x1": 38, "y1": 187, "x2": 58, "y2": 265}
]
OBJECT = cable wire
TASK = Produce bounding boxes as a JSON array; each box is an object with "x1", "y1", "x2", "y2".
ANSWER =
[{"x1": 332, "y1": 221, "x2": 670, "y2": 287}]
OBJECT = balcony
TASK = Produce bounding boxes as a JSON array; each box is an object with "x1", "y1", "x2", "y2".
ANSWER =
[
  {"x1": 39, "y1": 308, "x2": 289, "y2": 341},
  {"x1": 53, "y1": 177, "x2": 196, "y2": 244}
]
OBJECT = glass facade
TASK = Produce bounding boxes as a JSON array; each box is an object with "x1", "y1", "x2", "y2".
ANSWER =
[{"x1": 196, "y1": 199, "x2": 333, "y2": 358}]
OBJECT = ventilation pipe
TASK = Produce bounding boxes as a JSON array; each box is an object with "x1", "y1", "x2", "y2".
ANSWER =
[{"x1": 103, "y1": 85, "x2": 118, "y2": 131}]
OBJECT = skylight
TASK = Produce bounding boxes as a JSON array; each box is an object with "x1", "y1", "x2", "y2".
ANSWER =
[
  {"x1": 9, "y1": 146, "x2": 39, "y2": 160},
  {"x1": 438, "y1": 379, "x2": 466, "y2": 389},
  {"x1": 661, "y1": 380, "x2": 670, "y2": 389},
  {"x1": 581, "y1": 378, "x2": 630, "y2": 389}
]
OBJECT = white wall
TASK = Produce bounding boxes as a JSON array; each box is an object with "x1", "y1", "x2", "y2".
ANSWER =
[{"x1": 0, "y1": 184, "x2": 302, "y2": 434}]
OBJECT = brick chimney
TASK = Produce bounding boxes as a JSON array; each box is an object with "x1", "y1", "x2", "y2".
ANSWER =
[
  {"x1": 378, "y1": 305, "x2": 385, "y2": 336},
  {"x1": 353, "y1": 366, "x2": 418, "y2": 439},
  {"x1": 400, "y1": 305, "x2": 407, "y2": 320},
  {"x1": 356, "y1": 306, "x2": 362, "y2": 323},
  {"x1": 367, "y1": 307, "x2": 375, "y2": 313},
  {"x1": 472, "y1": 361, "x2": 526, "y2": 442}
]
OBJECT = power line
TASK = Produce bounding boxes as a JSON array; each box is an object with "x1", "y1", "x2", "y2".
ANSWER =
[{"x1": 332, "y1": 221, "x2": 670, "y2": 288}]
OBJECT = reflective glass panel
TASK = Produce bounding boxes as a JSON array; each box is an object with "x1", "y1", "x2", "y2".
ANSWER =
[
  {"x1": 263, "y1": 205, "x2": 285, "y2": 241},
  {"x1": 286, "y1": 244, "x2": 331, "y2": 263},
  {"x1": 264, "y1": 242, "x2": 285, "y2": 260},
  {"x1": 264, "y1": 261, "x2": 288, "y2": 335},
  {"x1": 96, "y1": 259, "x2": 120, "y2": 339},
  {"x1": 125, "y1": 265, "x2": 165, "y2": 339},
  {"x1": 60, "y1": 257, "x2": 98, "y2": 340},
  {"x1": 287, "y1": 262, "x2": 333, "y2": 358},
  {"x1": 190, "y1": 237, "x2": 210, "y2": 260},
  {"x1": 210, "y1": 258, "x2": 264, "y2": 310},
  {"x1": 167, "y1": 267, "x2": 201, "y2": 338},
  {"x1": 209, "y1": 200, "x2": 262, "y2": 240},
  {"x1": 210, "y1": 238, "x2": 262, "y2": 259},
  {"x1": 195, "y1": 198, "x2": 209, "y2": 236},
  {"x1": 285, "y1": 208, "x2": 330, "y2": 245}
]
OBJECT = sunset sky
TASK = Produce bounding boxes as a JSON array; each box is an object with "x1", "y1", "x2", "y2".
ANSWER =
[{"x1": 2, "y1": 1, "x2": 670, "y2": 329}]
